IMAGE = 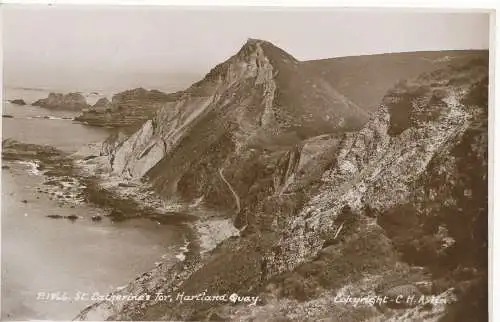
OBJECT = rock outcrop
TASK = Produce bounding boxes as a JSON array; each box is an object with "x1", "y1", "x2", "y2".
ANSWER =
[
  {"x1": 93, "y1": 97, "x2": 111, "y2": 110},
  {"x1": 9, "y1": 99, "x2": 26, "y2": 105},
  {"x1": 32, "y1": 92, "x2": 89, "y2": 110},
  {"x1": 76, "y1": 42, "x2": 488, "y2": 322},
  {"x1": 74, "y1": 88, "x2": 172, "y2": 129}
]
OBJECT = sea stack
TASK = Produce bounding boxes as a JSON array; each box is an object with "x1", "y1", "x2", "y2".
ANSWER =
[{"x1": 32, "y1": 92, "x2": 89, "y2": 110}]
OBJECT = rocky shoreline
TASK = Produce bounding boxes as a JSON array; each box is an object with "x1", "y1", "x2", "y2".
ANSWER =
[
  {"x1": 2, "y1": 139, "x2": 240, "y2": 267},
  {"x1": 3, "y1": 139, "x2": 174, "y2": 221}
]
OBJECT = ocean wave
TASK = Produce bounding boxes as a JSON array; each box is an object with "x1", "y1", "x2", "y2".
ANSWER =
[
  {"x1": 8, "y1": 86, "x2": 48, "y2": 92},
  {"x1": 29, "y1": 115, "x2": 73, "y2": 120},
  {"x1": 175, "y1": 239, "x2": 190, "y2": 262},
  {"x1": 16, "y1": 160, "x2": 43, "y2": 175}
]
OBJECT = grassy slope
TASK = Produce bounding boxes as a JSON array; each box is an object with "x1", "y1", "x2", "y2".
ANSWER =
[{"x1": 302, "y1": 50, "x2": 487, "y2": 113}]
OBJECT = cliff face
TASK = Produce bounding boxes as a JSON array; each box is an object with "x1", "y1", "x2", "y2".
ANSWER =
[
  {"x1": 104, "y1": 39, "x2": 369, "y2": 209},
  {"x1": 260, "y1": 55, "x2": 487, "y2": 276},
  {"x1": 32, "y1": 92, "x2": 89, "y2": 110},
  {"x1": 77, "y1": 46, "x2": 488, "y2": 321}
]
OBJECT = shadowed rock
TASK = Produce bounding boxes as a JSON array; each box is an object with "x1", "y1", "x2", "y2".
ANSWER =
[
  {"x1": 47, "y1": 214, "x2": 64, "y2": 219},
  {"x1": 9, "y1": 99, "x2": 26, "y2": 105}
]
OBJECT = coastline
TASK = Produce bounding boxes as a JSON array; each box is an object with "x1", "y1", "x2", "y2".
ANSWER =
[{"x1": 72, "y1": 141, "x2": 241, "y2": 252}]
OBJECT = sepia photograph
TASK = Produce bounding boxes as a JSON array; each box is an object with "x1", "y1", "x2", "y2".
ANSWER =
[{"x1": 1, "y1": 3, "x2": 492, "y2": 321}]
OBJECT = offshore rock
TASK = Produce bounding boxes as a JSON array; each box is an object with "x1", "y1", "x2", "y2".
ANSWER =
[
  {"x1": 32, "y1": 92, "x2": 89, "y2": 110},
  {"x1": 9, "y1": 99, "x2": 26, "y2": 105}
]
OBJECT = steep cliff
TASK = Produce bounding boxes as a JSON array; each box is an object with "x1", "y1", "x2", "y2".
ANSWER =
[
  {"x1": 103, "y1": 39, "x2": 369, "y2": 212},
  {"x1": 32, "y1": 92, "x2": 89, "y2": 110},
  {"x1": 76, "y1": 49, "x2": 488, "y2": 321}
]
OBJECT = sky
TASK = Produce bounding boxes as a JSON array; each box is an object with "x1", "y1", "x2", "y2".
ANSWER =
[{"x1": 1, "y1": 5, "x2": 491, "y2": 93}]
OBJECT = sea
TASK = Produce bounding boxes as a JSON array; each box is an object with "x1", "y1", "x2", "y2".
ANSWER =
[{"x1": 1, "y1": 87, "x2": 186, "y2": 320}]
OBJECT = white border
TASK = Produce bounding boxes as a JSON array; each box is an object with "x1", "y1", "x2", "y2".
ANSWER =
[
  {"x1": 490, "y1": 9, "x2": 497, "y2": 322},
  {"x1": 0, "y1": 0, "x2": 496, "y2": 8},
  {"x1": 0, "y1": 2, "x2": 497, "y2": 322}
]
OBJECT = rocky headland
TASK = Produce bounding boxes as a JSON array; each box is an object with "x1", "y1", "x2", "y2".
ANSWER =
[
  {"x1": 71, "y1": 39, "x2": 488, "y2": 322},
  {"x1": 74, "y1": 87, "x2": 174, "y2": 130},
  {"x1": 32, "y1": 92, "x2": 89, "y2": 110},
  {"x1": 72, "y1": 47, "x2": 477, "y2": 134}
]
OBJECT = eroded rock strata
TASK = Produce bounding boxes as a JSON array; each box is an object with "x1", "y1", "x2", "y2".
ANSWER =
[{"x1": 75, "y1": 40, "x2": 488, "y2": 321}]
